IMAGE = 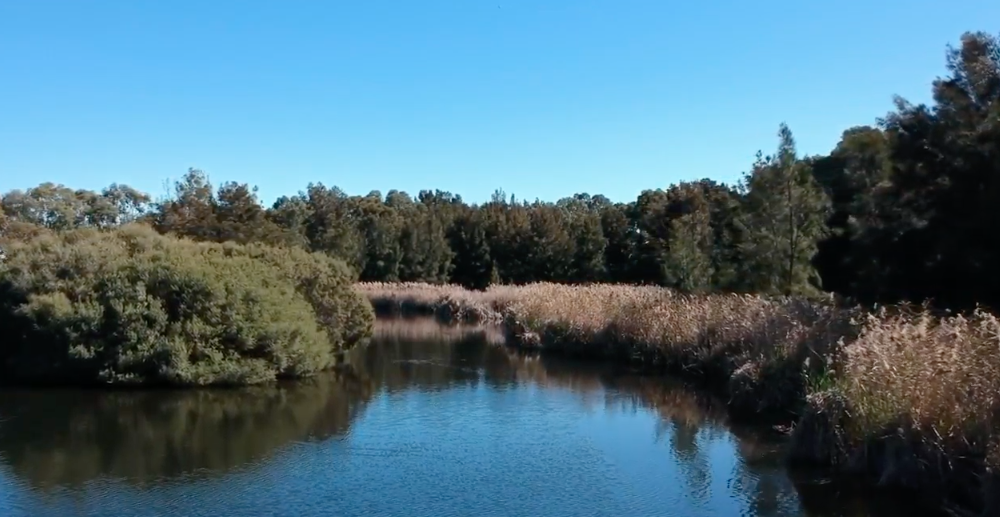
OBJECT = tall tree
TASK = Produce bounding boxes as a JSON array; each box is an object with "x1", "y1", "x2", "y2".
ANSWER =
[
  {"x1": 811, "y1": 126, "x2": 892, "y2": 296},
  {"x1": 599, "y1": 203, "x2": 637, "y2": 284},
  {"x1": 268, "y1": 194, "x2": 313, "y2": 249},
  {"x1": 154, "y1": 168, "x2": 218, "y2": 240},
  {"x1": 526, "y1": 203, "x2": 575, "y2": 282},
  {"x1": 850, "y1": 31, "x2": 1000, "y2": 308},
  {"x1": 301, "y1": 184, "x2": 365, "y2": 272},
  {"x1": 214, "y1": 182, "x2": 285, "y2": 245},
  {"x1": 447, "y1": 213, "x2": 496, "y2": 290},
  {"x1": 398, "y1": 206, "x2": 454, "y2": 283},
  {"x1": 661, "y1": 183, "x2": 714, "y2": 292},
  {"x1": 741, "y1": 124, "x2": 831, "y2": 295},
  {"x1": 567, "y1": 206, "x2": 607, "y2": 283}
]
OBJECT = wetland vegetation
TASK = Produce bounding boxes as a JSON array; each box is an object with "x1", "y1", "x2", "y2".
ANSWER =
[{"x1": 1, "y1": 30, "x2": 999, "y2": 515}]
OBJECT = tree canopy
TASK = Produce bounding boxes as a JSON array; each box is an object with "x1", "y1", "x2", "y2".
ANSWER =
[{"x1": 3, "y1": 31, "x2": 998, "y2": 311}]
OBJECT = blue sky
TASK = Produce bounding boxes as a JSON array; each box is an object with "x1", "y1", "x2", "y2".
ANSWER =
[{"x1": 1, "y1": 1, "x2": 997, "y2": 206}]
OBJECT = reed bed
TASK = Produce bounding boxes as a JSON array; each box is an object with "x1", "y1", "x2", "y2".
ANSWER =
[
  {"x1": 357, "y1": 282, "x2": 511, "y2": 324},
  {"x1": 358, "y1": 281, "x2": 1000, "y2": 514}
]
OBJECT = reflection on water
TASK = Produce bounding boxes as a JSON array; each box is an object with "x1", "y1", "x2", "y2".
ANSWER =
[
  {"x1": 0, "y1": 372, "x2": 373, "y2": 490},
  {"x1": 0, "y1": 318, "x2": 942, "y2": 517}
]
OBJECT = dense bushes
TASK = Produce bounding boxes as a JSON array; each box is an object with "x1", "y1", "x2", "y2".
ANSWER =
[{"x1": 0, "y1": 225, "x2": 373, "y2": 386}]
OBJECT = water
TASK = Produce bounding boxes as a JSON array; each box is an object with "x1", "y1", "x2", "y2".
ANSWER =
[{"x1": 0, "y1": 318, "x2": 940, "y2": 517}]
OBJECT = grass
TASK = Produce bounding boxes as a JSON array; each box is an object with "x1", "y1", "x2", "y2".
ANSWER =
[
  {"x1": 357, "y1": 281, "x2": 512, "y2": 324},
  {"x1": 359, "y1": 281, "x2": 1000, "y2": 515}
]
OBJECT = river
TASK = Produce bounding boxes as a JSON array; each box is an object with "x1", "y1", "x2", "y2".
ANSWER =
[{"x1": 0, "y1": 318, "x2": 942, "y2": 517}]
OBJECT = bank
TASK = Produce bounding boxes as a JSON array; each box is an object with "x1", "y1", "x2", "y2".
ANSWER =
[{"x1": 361, "y1": 281, "x2": 1000, "y2": 517}]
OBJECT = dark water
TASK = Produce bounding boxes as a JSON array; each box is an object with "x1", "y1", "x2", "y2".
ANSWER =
[{"x1": 0, "y1": 318, "x2": 940, "y2": 517}]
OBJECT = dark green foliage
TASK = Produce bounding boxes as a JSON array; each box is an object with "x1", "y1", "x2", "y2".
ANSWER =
[
  {"x1": 527, "y1": 204, "x2": 575, "y2": 282},
  {"x1": 810, "y1": 31, "x2": 1000, "y2": 310},
  {"x1": 661, "y1": 183, "x2": 715, "y2": 292},
  {"x1": 398, "y1": 205, "x2": 454, "y2": 284},
  {"x1": 0, "y1": 225, "x2": 373, "y2": 386},
  {"x1": 447, "y1": 213, "x2": 495, "y2": 290},
  {"x1": 568, "y1": 207, "x2": 607, "y2": 283},
  {"x1": 599, "y1": 203, "x2": 637, "y2": 283},
  {"x1": 740, "y1": 124, "x2": 831, "y2": 296},
  {"x1": 356, "y1": 194, "x2": 403, "y2": 282}
]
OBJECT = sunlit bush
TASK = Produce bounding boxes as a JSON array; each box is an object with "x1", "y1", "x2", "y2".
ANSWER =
[{"x1": 0, "y1": 225, "x2": 373, "y2": 386}]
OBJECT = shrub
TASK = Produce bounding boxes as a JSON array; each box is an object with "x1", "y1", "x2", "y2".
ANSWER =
[
  {"x1": 211, "y1": 241, "x2": 374, "y2": 351},
  {"x1": 0, "y1": 225, "x2": 373, "y2": 386}
]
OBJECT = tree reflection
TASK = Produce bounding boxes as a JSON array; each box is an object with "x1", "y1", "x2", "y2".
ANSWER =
[{"x1": 0, "y1": 371, "x2": 373, "y2": 490}]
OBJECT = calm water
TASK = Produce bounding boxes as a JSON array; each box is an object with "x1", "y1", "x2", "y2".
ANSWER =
[{"x1": 0, "y1": 318, "x2": 940, "y2": 517}]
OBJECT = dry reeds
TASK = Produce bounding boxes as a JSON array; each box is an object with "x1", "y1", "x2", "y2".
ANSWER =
[
  {"x1": 357, "y1": 282, "x2": 510, "y2": 324},
  {"x1": 360, "y1": 282, "x2": 854, "y2": 415},
  {"x1": 358, "y1": 282, "x2": 1000, "y2": 513},
  {"x1": 790, "y1": 308, "x2": 1000, "y2": 509}
]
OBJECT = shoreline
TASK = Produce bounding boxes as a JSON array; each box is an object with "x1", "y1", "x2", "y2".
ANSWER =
[{"x1": 359, "y1": 282, "x2": 999, "y2": 517}]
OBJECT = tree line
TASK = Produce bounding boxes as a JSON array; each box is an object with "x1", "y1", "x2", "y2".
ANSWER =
[{"x1": 2, "y1": 31, "x2": 998, "y2": 310}]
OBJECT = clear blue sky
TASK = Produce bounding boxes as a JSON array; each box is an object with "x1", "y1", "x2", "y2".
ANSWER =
[{"x1": 1, "y1": 1, "x2": 997, "y2": 206}]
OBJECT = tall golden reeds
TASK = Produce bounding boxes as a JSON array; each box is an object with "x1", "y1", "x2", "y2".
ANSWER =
[{"x1": 359, "y1": 281, "x2": 1000, "y2": 513}]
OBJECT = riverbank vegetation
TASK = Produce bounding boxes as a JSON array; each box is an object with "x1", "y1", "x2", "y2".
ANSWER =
[
  {"x1": 361, "y1": 281, "x2": 1000, "y2": 513},
  {"x1": 1, "y1": 29, "x2": 998, "y2": 513},
  {"x1": 0, "y1": 225, "x2": 373, "y2": 386}
]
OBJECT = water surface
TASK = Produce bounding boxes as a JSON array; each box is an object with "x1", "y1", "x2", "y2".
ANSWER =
[{"x1": 0, "y1": 318, "x2": 940, "y2": 517}]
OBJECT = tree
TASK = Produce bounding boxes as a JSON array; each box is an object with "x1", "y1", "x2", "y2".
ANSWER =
[
  {"x1": 631, "y1": 189, "x2": 673, "y2": 285},
  {"x1": 661, "y1": 183, "x2": 714, "y2": 292},
  {"x1": 811, "y1": 126, "x2": 892, "y2": 296},
  {"x1": 154, "y1": 168, "x2": 218, "y2": 240},
  {"x1": 527, "y1": 203, "x2": 575, "y2": 282},
  {"x1": 741, "y1": 124, "x2": 831, "y2": 295},
  {"x1": 448, "y1": 213, "x2": 495, "y2": 290},
  {"x1": 1, "y1": 183, "x2": 86, "y2": 230},
  {"x1": 480, "y1": 192, "x2": 533, "y2": 284},
  {"x1": 268, "y1": 194, "x2": 313, "y2": 249},
  {"x1": 300, "y1": 184, "x2": 365, "y2": 272},
  {"x1": 567, "y1": 206, "x2": 606, "y2": 283},
  {"x1": 847, "y1": 31, "x2": 1000, "y2": 309},
  {"x1": 398, "y1": 206, "x2": 454, "y2": 283},
  {"x1": 213, "y1": 182, "x2": 287, "y2": 245},
  {"x1": 356, "y1": 194, "x2": 403, "y2": 282},
  {"x1": 99, "y1": 184, "x2": 151, "y2": 226},
  {"x1": 600, "y1": 203, "x2": 637, "y2": 284}
]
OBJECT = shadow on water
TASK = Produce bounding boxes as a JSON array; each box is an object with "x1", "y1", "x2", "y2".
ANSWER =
[
  {"x1": 0, "y1": 370, "x2": 375, "y2": 490},
  {"x1": 0, "y1": 316, "x2": 946, "y2": 517}
]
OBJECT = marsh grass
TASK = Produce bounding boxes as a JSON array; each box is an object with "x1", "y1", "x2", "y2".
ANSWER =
[
  {"x1": 361, "y1": 282, "x2": 1000, "y2": 513},
  {"x1": 358, "y1": 282, "x2": 511, "y2": 324},
  {"x1": 792, "y1": 308, "x2": 1000, "y2": 511}
]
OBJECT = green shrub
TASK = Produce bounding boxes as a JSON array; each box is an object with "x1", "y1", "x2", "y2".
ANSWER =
[
  {"x1": 211, "y1": 241, "x2": 374, "y2": 351},
  {"x1": 0, "y1": 225, "x2": 373, "y2": 386}
]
